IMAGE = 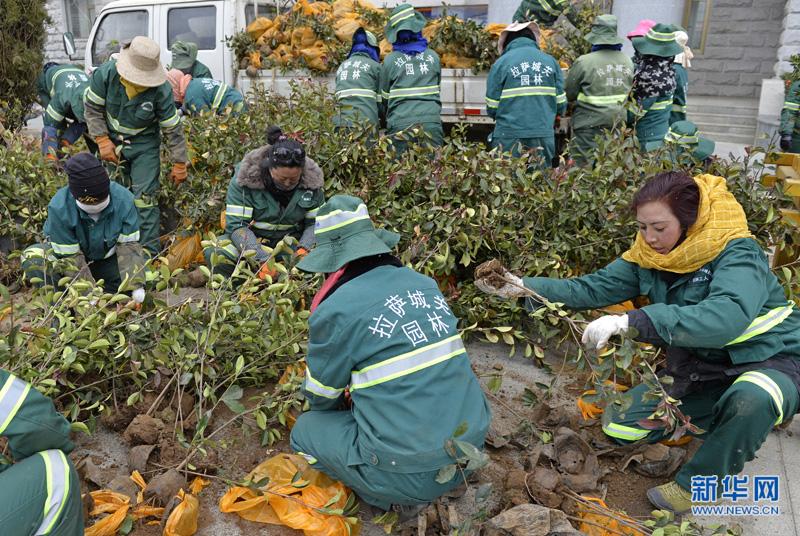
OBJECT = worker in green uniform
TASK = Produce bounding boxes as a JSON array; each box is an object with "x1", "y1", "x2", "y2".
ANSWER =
[
  {"x1": 381, "y1": 4, "x2": 443, "y2": 152},
  {"x1": 84, "y1": 36, "x2": 189, "y2": 256},
  {"x1": 170, "y1": 41, "x2": 213, "y2": 79},
  {"x1": 0, "y1": 368, "x2": 84, "y2": 535},
  {"x1": 38, "y1": 63, "x2": 93, "y2": 159},
  {"x1": 477, "y1": 171, "x2": 800, "y2": 514},
  {"x1": 628, "y1": 24, "x2": 682, "y2": 151},
  {"x1": 780, "y1": 54, "x2": 800, "y2": 152},
  {"x1": 513, "y1": 0, "x2": 577, "y2": 27},
  {"x1": 290, "y1": 194, "x2": 491, "y2": 520},
  {"x1": 204, "y1": 126, "x2": 324, "y2": 278},
  {"x1": 670, "y1": 30, "x2": 692, "y2": 125},
  {"x1": 165, "y1": 69, "x2": 246, "y2": 115},
  {"x1": 664, "y1": 121, "x2": 715, "y2": 169},
  {"x1": 486, "y1": 21, "x2": 566, "y2": 166},
  {"x1": 21, "y1": 152, "x2": 147, "y2": 298},
  {"x1": 565, "y1": 15, "x2": 633, "y2": 165},
  {"x1": 334, "y1": 28, "x2": 381, "y2": 132}
]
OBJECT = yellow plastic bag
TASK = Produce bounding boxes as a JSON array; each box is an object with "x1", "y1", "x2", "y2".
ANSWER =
[
  {"x1": 334, "y1": 17, "x2": 363, "y2": 42},
  {"x1": 164, "y1": 477, "x2": 211, "y2": 536},
  {"x1": 84, "y1": 473, "x2": 165, "y2": 536},
  {"x1": 332, "y1": 0, "x2": 357, "y2": 18},
  {"x1": 246, "y1": 17, "x2": 273, "y2": 40},
  {"x1": 219, "y1": 453, "x2": 360, "y2": 536},
  {"x1": 291, "y1": 27, "x2": 318, "y2": 48},
  {"x1": 166, "y1": 231, "x2": 204, "y2": 270},
  {"x1": 578, "y1": 497, "x2": 646, "y2": 536},
  {"x1": 484, "y1": 23, "x2": 506, "y2": 38},
  {"x1": 441, "y1": 53, "x2": 476, "y2": 69}
]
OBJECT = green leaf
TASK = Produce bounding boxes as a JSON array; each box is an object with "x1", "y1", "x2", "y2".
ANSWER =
[
  {"x1": 235, "y1": 355, "x2": 245, "y2": 375},
  {"x1": 372, "y1": 511, "x2": 399, "y2": 534},
  {"x1": 453, "y1": 421, "x2": 468, "y2": 438},
  {"x1": 70, "y1": 421, "x2": 91, "y2": 435},
  {"x1": 435, "y1": 463, "x2": 457, "y2": 483}
]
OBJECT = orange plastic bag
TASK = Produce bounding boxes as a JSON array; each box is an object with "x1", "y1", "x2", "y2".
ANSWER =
[
  {"x1": 291, "y1": 26, "x2": 318, "y2": 48},
  {"x1": 164, "y1": 477, "x2": 210, "y2": 536},
  {"x1": 441, "y1": 53, "x2": 476, "y2": 69},
  {"x1": 166, "y1": 230, "x2": 204, "y2": 270},
  {"x1": 219, "y1": 453, "x2": 360, "y2": 536},
  {"x1": 84, "y1": 473, "x2": 165, "y2": 536},
  {"x1": 484, "y1": 23, "x2": 506, "y2": 38},
  {"x1": 246, "y1": 17, "x2": 273, "y2": 40},
  {"x1": 334, "y1": 17, "x2": 363, "y2": 42},
  {"x1": 578, "y1": 497, "x2": 646, "y2": 536},
  {"x1": 577, "y1": 382, "x2": 629, "y2": 421},
  {"x1": 249, "y1": 50, "x2": 263, "y2": 69}
]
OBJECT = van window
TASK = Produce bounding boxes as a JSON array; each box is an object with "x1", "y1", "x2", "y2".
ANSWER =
[
  {"x1": 244, "y1": 3, "x2": 277, "y2": 26},
  {"x1": 168, "y1": 6, "x2": 217, "y2": 50},
  {"x1": 92, "y1": 10, "x2": 148, "y2": 65}
]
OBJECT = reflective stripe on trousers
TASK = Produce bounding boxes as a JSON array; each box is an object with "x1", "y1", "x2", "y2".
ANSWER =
[
  {"x1": 0, "y1": 374, "x2": 31, "y2": 434},
  {"x1": 350, "y1": 335, "x2": 466, "y2": 390},
  {"x1": 602, "y1": 421, "x2": 649, "y2": 441},
  {"x1": 733, "y1": 371, "x2": 785, "y2": 425},
  {"x1": 36, "y1": 450, "x2": 71, "y2": 535}
]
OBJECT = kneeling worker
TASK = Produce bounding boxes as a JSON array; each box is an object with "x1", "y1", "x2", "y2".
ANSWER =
[
  {"x1": 0, "y1": 368, "x2": 84, "y2": 535},
  {"x1": 290, "y1": 195, "x2": 491, "y2": 519},
  {"x1": 22, "y1": 152, "x2": 146, "y2": 298},
  {"x1": 165, "y1": 69, "x2": 246, "y2": 116}
]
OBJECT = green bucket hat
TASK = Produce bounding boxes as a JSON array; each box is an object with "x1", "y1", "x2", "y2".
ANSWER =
[
  {"x1": 170, "y1": 41, "x2": 198, "y2": 71},
  {"x1": 631, "y1": 23, "x2": 684, "y2": 57},
  {"x1": 665, "y1": 120, "x2": 715, "y2": 160},
  {"x1": 297, "y1": 195, "x2": 401, "y2": 273},
  {"x1": 385, "y1": 3, "x2": 427, "y2": 44},
  {"x1": 354, "y1": 27, "x2": 379, "y2": 48},
  {"x1": 585, "y1": 14, "x2": 623, "y2": 46}
]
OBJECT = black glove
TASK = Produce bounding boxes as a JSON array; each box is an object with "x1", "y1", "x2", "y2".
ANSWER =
[{"x1": 781, "y1": 134, "x2": 792, "y2": 151}]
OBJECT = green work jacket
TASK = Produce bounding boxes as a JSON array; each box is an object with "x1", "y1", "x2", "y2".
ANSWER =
[
  {"x1": 42, "y1": 68, "x2": 90, "y2": 131},
  {"x1": 188, "y1": 60, "x2": 213, "y2": 79},
  {"x1": 486, "y1": 37, "x2": 566, "y2": 138},
  {"x1": 224, "y1": 145, "x2": 324, "y2": 246},
  {"x1": 670, "y1": 64, "x2": 688, "y2": 124},
  {"x1": 183, "y1": 78, "x2": 244, "y2": 115},
  {"x1": 380, "y1": 49, "x2": 442, "y2": 132},
  {"x1": 513, "y1": 0, "x2": 573, "y2": 25},
  {"x1": 303, "y1": 264, "x2": 491, "y2": 473},
  {"x1": 44, "y1": 182, "x2": 141, "y2": 262},
  {"x1": 780, "y1": 80, "x2": 800, "y2": 137},
  {"x1": 524, "y1": 238, "x2": 800, "y2": 367},
  {"x1": 628, "y1": 94, "x2": 673, "y2": 149},
  {"x1": 565, "y1": 49, "x2": 633, "y2": 132},
  {"x1": 334, "y1": 52, "x2": 381, "y2": 127},
  {"x1": 85, "y1": 60, "x2": 181, "y2": 141},
  {"x1": 37, "y1": 64, "x2": 84, "y2": 109}
]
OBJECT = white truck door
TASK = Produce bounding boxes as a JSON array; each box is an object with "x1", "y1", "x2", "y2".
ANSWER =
[
  {"x1": 85, "y1": 7, "x2": 153, "y2": 71},
  {"x1": 159, "y1": 1, "x2": 226, "y2": 81}
]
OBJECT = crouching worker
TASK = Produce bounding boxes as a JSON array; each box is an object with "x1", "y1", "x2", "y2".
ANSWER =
[
  {"x1": 165, "y1": 69, "x2": 246, "y2": 116},
  {"x1": 22, "y1": 152, "x2": 146, "y2": 299},
  {"x1": 204, "y1": 127, "x2": 324, "y2": 278},
  {"x1": 477, "y1": 171, "x2": 800, "y2": 514},
  {"x1": 290, "y1": 195, "x2": 491, "y2": 520},
  {"x1": 0, "y1": 368, "x2": 84, "y2": 535}
]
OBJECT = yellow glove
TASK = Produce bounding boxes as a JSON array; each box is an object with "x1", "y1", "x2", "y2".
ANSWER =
[
  {"x1": 96, "y1": 135, "x2": 118, "y2": 164},
  {"x1": 170, "y1": 162, "x2": 188, "y2": 186}
]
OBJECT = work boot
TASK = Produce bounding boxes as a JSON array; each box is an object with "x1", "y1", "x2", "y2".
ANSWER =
[{"x1": 646, "y1": 481, "x2": 693, "y2": 514}]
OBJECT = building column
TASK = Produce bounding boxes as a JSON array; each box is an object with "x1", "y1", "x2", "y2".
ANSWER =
[{"x1": 775, "y1": 0, "x2": 800, "y2": 76}]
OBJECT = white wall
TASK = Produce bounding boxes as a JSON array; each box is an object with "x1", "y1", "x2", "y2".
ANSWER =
[{"x1": 612, "y1": 0, "x2": 685, "y2": 56}]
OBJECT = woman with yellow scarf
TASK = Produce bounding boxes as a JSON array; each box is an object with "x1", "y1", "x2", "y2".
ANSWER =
[{"x1": 477, "y1": 171, "x2": 800, "y2": 514}]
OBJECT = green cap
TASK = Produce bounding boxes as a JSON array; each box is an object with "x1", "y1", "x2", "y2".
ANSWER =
[
  {"x1": 665, "y1": 120, "x2": 715, "y2": 160},
  {"x1": 384, "y1": 3, "x2": 427, "y2": 44},
  {"x1": 631, "y1": 23, "x2": 684, "y2": 58},
  {"x1": 297, "y1": 195, "x2": 401, "y2": 273},
  {"x1": 170, "y1": 41, "x2": 198, "y2": 71},
  {"x1": 585, "y1": 14, "x2": 623, "y2": 46},
  {"x1": 355, "y1": 27, "x2": 379, "y2": 48}
]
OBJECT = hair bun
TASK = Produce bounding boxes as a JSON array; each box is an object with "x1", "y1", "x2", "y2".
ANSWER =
[{"x1": 266, "y1": 125, "x2": 283, "y2": 145}]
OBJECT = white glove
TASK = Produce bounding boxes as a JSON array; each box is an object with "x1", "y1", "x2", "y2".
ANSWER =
[
  {"x1": 475, "y1": 269, "x2": 528, "y2": 299},
  {"x1": 132, "y1": 288, "x2": 146, "y2": 304},
  {"x1": 581, "y1": 314, "x2": 629, "y2": 350}
]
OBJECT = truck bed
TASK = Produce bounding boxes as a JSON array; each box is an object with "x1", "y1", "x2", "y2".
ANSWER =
[{"x1": 236, "y1": 68, "x2": 492, "y2": 124}]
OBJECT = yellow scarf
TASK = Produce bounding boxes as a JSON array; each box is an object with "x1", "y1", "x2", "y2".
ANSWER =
[
  {"x1": 622, "y1": 174, "x2": 753, "y2": 273},
  {"x1": 120, "y1": 77, "x2": 148, "y2": 100}
]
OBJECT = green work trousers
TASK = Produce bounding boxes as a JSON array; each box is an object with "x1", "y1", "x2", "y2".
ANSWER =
[
  {"x1": 603, "y1": 368, "x2": 800, "y2": 491},
  {"x1": 388, "y1": 122, "x2": 444, "y2": 155},
  {"x1": 111, "y1": 136, "x2": 162, "y2": 255},
  {"x1": 491, "y1": 134, "x2": 556, "y2": 168},
  {"x1": 290, "y1": 410, "x2": 460, "y2": 510},
  {"x1": 0, "y1": 450, "x2": 84, "y2": 536},
  {"x1": 570, "y1": 128, "x2": 601, "y2": 166},
  {"x1": 22, "y1": 243, "x2": 123, "y2": 292}
]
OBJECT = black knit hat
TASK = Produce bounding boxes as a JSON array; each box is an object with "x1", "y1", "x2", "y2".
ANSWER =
[{"x1": 65, "y1": 152, "x2": 110, "y2": 203}]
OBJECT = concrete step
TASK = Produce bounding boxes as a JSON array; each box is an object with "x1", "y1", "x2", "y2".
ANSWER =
[
  {"x1": 689, "y1": 112, "x2": 758, "y2": 128},
  {"x1": 699, "y1": 130, "x2": 756, "y2": 145},
  {"x1": 686, "y1": 105, "x2": 759, "y2": 117},
  {"x1": 694, "y1": 120, "x2": 756, "y2": 137}
]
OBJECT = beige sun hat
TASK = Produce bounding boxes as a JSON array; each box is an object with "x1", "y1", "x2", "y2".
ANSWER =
[
  {"x1": 498, "y1": 21, "x2": 542, "y2": 54},
  {"x1": 116, "y1": 36, "x2": 167, "y2": 87}
]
